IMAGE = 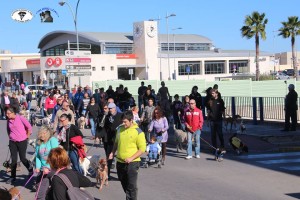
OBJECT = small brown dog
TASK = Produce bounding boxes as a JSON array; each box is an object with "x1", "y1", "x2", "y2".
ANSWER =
[
  {"x1": 0, "y1": 187, "x2": 22, "y2": 200},
  {"x1": 224, "y1": 114, "x2": 242, "y2": 131},
  {"x1": 9, "y1": 187, "x2": 22, "y2": 200},
  {"x1": 96, "y1": 158, "x2": 108, "y2": 191},
  {"x1": 5, "y1": 162, "x2": 21, "y2": 173}
]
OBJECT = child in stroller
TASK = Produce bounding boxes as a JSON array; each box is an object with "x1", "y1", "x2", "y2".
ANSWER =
[{"x1": 143, "y1": 136, "x2": 162, "y2": 168}]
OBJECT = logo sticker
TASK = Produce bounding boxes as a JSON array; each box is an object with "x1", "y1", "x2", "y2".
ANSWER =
[
  {"x1": 36, "y1": 8, "x2": 59, "y2": 23},
  {"x1": 11, "y1": 9, "x2": 33, "y2": 22}
]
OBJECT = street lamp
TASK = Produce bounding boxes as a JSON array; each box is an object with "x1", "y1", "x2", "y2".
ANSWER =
[
  {"x1": 149, "y1": 17, "x2": 162, "y2": 80},
  {"x1": 172, "y1": 27, "x2": 182, "y2": 80},
  {"x1": 166, "y1": 13, "x2": 176, "y2": 80},
  {"x1": 59, "y1": 0, "x2": 81, "y2": 86}
]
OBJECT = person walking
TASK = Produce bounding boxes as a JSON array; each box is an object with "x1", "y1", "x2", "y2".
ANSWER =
[
  {"x1": 104, "y1": 102, "x2": 123, "y2": 178},
  {"x1": 148, "y1": 107, "x2": 169, "y2": 165},
  {"x1": 138, "y1": 81, "x2": 147, "y2": 114},
  {"x1": 5, "y1": 107, "x2": 33, "y2": 184},
  {"x1": 140, "y1": 98, "x2": 155, "y2": 140},
  {"x1": 207, "y1": 89, "x2": 226, "y2": 151},
  {"x1": 57, "y1": 113, "x2": 84, "y2": 174},
  {"x1": 26, "y1": 89, "x2": 33, "y2": 111},
  {"x1": 46, "y1": 147, "x2": 92, "y2": 200},
  {"x1": 189, "y1": 85, "x2": 202, "y2": 109},
  {"x1": 184, "y1": 99, "x2": 204, "y2": 159},
  {"x1": 44, "y1": 93, "x2": 57, "y2": 116},
  {"x1": 53, "y1": 101, "x2": 75, "y2": 134},
  {"x1": 34, "y1": 126, "x2": 59, "y2": 199},
  {"x1": 85, "y1": 97, "x2": 100, "y2": 140},
  {"x1": 109, "y1": 110, "x2": 146, "y2": 200},
  {"x1": 282, "y1": 84, "x2": 298, "y2": 131}
]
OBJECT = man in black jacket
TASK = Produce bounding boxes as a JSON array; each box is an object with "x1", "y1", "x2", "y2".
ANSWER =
[
  {"x1": 104, "y1": 102, "x2": 122, "y2": 178},
  {"x1": 26, "y1": 90, "x2": 33, "y2": 111},
  {"x1": 282, "y1": 84, "x2": 298, "y2": 131}
]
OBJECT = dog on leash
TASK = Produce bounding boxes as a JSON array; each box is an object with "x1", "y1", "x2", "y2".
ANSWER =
[
  {"x1": 229, "y1": 134, "x2": 248, "y2": 155},
  {"x1": 42, "y1": 114, "x2": 52, "y2": 127},
  {"x1": 96, "y1": 158, "x2": 108, "y2": 191},
  {"x1": 173, "y1": 124, "x2": 187, "y2": 152},
  {"x1": 79, "y1": 156, "x2": 91, "y2": 177},
  {"x1": 4, "y1": 161, "x2": 21, "y2": 173},
  {"x1": 19, "y1": 109, "x2": 30, "y2": 121},
  {"x1": 0, "y1": 187, "x2": 22, "y2": 200},
  {"x1": 77, "y1": 116, "x2": 86, "y2": 129}
]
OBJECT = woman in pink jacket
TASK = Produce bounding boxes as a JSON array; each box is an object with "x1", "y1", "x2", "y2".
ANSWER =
[{"x1": 5, "y1": 107, "x2": 33, "y2": 184}]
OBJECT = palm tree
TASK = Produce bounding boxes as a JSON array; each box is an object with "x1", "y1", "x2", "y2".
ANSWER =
[
  {"x1": 278, "y1": 16, "x2": 300, "y2": 80},
  {"x1": 241, "y1": 11, "x2": 268, "y2": 81}
]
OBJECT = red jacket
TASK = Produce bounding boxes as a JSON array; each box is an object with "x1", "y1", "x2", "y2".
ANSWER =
[
  {"x1": 70, "y1": 136, "x2": 86, "y2": 159},
  {"x1": 44, "y1": 97, "x2": 56, "y2": 110},
  {"x1": 184, "y1": 107, "x2": 204, "y2": 132}
]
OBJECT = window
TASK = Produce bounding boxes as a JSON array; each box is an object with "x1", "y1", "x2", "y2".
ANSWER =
[
  {"x1": 92, "y1": 67, "x2": 96, "y2": 71},
  {"x1": 205, "y1": 61, "x2": 225, "y2": 74},
  {"x1": 229, "y1": 60, "x2": 249, "y2": 73},
  {"x1": 102, "y1": 66, "x2": 105, "y2": 71},
  {"x1": 178, "y1": 61, "x2": 201, "y2": 75},
  {"x1": 110, "y1": 66, "x2": 114, "y2": 71}
]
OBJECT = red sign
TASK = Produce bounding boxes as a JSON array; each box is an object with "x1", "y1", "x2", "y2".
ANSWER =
[
  {"x1": 46, "y1": 57, "x2": 63, "y2": 67},
  {"x1": 116, "y1": 54, "x2": 137, "y2": 59},
  {"x1": 54, "y1": 57, "x2": 62, "y2": 67},
  {"x1": 26, "y1": 59, "x2": 40, "y2": 65},
  {"x1": 46, "y1": 58, "x2": 54, "y2": 66},
  {"x1": 65, "y1": 58, "x2": 91, "y2": 63}
]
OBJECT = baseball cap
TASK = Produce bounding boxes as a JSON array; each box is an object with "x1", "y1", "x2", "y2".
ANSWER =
[{"x1": 108, "y1": 102, "x2": 116, "y2": 109}]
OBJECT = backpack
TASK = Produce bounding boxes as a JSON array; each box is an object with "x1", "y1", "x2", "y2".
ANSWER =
[{"x1": 55, "y1": 173, "x2": 94, "y2": 200}]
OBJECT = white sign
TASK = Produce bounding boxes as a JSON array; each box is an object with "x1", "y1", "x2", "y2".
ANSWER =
[
  {"x1": 49, "y1": 73, "x2": 56, "y2": 79},
  {"x1": 128, "y1": 69, "x2": 133, "y2": 75},
  {"x1": 65, "y1": 50, "x2": 91, "y2": 57}
]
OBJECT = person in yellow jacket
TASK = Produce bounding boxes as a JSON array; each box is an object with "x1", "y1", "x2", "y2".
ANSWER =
[{"x1": 109, "y1": 110, "x2": 146, "y2": 200}]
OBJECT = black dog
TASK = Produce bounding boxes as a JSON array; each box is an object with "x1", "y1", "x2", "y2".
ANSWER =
[{"x1": 229, "y1": 134, "x2": 248, "y2": 155}]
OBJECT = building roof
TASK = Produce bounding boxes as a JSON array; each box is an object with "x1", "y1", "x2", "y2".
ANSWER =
[{"x1": 38, "y1": 31, "x2": 213, "y2": 49}]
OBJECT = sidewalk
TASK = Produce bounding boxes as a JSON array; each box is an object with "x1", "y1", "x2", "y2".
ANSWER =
[{"x1": 168, "y1": 120, "x2": 300, "y2": 153}]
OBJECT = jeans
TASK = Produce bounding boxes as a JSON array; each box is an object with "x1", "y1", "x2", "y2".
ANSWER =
[
  {"x1": 9, "y1": 139, "x2": 32, "y2": 178},
  {"x1": 117, "y1": 161, "x2": 139, "y2": 200},
  {"x1": 27, "y1": 101, "x2": 31, "y2": 111},
  {"x1": 68, "y1": 150, "x2": 83, "y2": 174},
  {"x1": 210, "y1": 120, "x2": 224, "y2": 148},
  {"x1": 41, "y1": 105, "x2": 45, "y2": 118},
  {"x1": 89, "y1": 118, "x2": 96, "y2": 137},
  {"x1": 148, "y1": 151, "x2": 158, "y2": 160},
  {"x1": 187, "y1": 129, "x2": 201, "y2": 157}
]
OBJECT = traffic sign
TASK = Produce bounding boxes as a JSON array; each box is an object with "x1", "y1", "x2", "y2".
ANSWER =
[
  {"x1": 66, "y1": 71, "x2": 92, "y2": 77},
  {"x1": 49, "y1": 73, "x2": 56, "y2": 79},
  {"x1": 65, "y1": 57, "x2": 91, "y2": 63},
  {"x1": 186, "y1": 66, "x2": 190, "y2": 73},
  {"x1": 65, "y1": 50, "x2": 91, "y2": 57},
  {"x1": 66, "y1": 65, "x2": 91, "y2": 70},
  {"x1": 61, "y1": 70, "x2": 67, "y2": 75},
  {"x1": 128, "y1": 69, "x2": 133, "y2": 75}
]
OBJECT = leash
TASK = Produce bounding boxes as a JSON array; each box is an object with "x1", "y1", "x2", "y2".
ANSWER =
[
  {"x1": 14, "y1": 172, "x2": 36, "y2": 199},
  {"x1": 200, "y1": 136, "x2": 217, "y2": 150},
  {"x1": 34, "y1": 171, "x2": 45, "y2": 200}
]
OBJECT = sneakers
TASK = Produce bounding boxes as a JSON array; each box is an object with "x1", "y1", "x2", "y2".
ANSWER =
[
  {"x1": 195, "y1": 155, "x2": 200, "y2": 159},
  {"x1": 185, "y1": 156, "x2": 192, "y2": 160},
  {"x1": 6, "y1": 177, "x2": 16, "y2": 184}
]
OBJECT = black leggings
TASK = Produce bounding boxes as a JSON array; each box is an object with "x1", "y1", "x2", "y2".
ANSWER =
[
  {"x1": 103, "y1": 142, "x2": 114, "y2": 177},
  {"x1": 9, "y1": 139, "x2": 32, "y2": 178}
]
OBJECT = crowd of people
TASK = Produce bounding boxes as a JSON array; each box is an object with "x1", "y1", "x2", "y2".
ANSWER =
[{"x1": 1, "y1": 80, "x2": 228, "y2": 200}]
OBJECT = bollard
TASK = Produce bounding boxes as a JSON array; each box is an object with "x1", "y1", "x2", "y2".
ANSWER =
[
  {"x1": 252, "y1": 97, "x2": 257, "y2": 125},
  {"x1": 231, "y1": 97, "x2": 236, "y2": 117},
  {"x1": 259, "y1": 97, "x2": 264, "y2": 123}
]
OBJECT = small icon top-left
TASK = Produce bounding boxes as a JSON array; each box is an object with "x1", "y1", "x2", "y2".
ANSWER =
[{"x1": 11, "y1": 9, "x2": 33, "y2": 22}]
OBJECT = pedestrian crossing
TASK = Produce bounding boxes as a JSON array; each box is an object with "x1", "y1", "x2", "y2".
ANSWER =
[{"x1": 237, "y1": 152, "x2": 300, "y2": 173}]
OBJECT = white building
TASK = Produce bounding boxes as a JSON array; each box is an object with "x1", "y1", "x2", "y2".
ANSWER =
[{"x1": 2, "y1": 21, "x2": 274, "y2": 86}]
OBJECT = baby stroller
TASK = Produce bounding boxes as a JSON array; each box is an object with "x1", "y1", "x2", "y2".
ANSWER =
[{"x1": 143, "y1": 136, "x2": 163, "y2": 169}]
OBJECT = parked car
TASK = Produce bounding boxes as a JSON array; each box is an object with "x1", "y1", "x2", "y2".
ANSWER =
[{"x1": 275, "y1": 72, "x2": 290, "y2": 80}]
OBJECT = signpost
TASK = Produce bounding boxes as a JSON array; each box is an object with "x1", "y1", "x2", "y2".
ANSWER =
[
  {"x1": 49, "y1": 73, "x2": 56, "y2": 86},
  {"x1": 128, "y1": 68, "x2": 133, "y2": 80},
  {"x1": 66, "y1": 71, "x2": 92, "y2": 77},
  {"x1": 65, "y1": 50, "x2": 91, "y2": 57},
  {"x1": 66, "y1": 65, "x2": 91, "y2": 70}
]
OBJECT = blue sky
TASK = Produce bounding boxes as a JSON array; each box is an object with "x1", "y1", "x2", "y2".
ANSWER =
[{"x1": 1, "y1": 0, "x2": 299, "y2": 54}]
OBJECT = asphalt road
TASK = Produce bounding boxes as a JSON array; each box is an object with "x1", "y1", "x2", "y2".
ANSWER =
[{"x1": 0, "y1": 120, "x2": 299, "y2": 200}]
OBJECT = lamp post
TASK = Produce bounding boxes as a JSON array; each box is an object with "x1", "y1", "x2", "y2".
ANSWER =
[
  {"x1": 59, "y1": 0, "x2": 81, "y2": 86},
  {"x1": 149, "y1": 17, "x2": 162, "y2": 80},
  {"x1": 172, "y1": 27, "x2": 182, "y2": 80},
  {"x1": 166, "y1": 13, "x2": 176, "y2": 80}
]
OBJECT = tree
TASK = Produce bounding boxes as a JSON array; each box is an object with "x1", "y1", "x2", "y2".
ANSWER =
[
  {"x1": 278, "y1": 16, "x2": 300, "y2": 80},
  {"x1": 241, "y1": 11, "x2": 268, "y2": 81}
]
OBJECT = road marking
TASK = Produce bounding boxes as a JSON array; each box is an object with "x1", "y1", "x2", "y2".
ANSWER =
[
  {"x1": 280, "y1": 166, "x2": 300, "y2": 171},
  {"x1": 257, "y1": 158, "x2": 300, "y2": 164},
  {"x1": 238, "y1": 152, "x2": 300, "y2": 159}
]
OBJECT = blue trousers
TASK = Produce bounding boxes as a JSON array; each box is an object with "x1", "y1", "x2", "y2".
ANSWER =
[{"x1": 68, "y1": 150, "x2": 83, "y2": 174}]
